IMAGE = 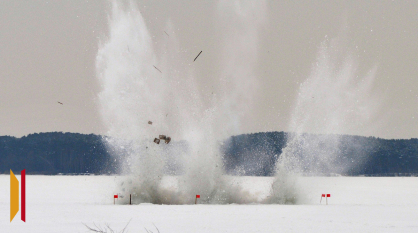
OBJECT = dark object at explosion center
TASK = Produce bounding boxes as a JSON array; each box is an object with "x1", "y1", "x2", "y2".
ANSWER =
[
  {"x1": 154, "y1": 135, "x2": 171, "y2": 144},
  {"x1": 165, "y1": 137, "x2": 171, "y2": 144}
]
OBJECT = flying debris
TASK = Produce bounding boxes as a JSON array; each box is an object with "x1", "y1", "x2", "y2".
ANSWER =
[
  {"x1": 153, "y1": 65, "x2": 162, "y2": 73},
  {"x1": 148, "y1": 121, "x2": 153, "y2": 125},
  {"x1": 164, "y1": 31, "x2": 169, "y2": 37},
  {"x1": 58, "y1": 102, "x2": 63, "y2": 105},
  {"x1": 165, "y1": 137, "x2": 171, "y2": 144},
  {"x1": 193, "y1": 51, "x2": 202, "y2": 62},
  {"x1": 153, "y1": 135, "x2": 172, "y2": 144}
]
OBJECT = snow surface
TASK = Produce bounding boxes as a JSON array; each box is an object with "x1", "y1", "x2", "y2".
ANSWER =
[{"x1": 1, "y1": 175, "x2": 417, "y2": 232}]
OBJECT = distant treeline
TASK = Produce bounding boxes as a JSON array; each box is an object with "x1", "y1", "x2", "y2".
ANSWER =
[
  {"x1": 0, "y1": 132, "x2": 116, "y2": 175},
  {"x1": 222, "y1": 132, "x2": 418, "y2": 176},
  {"x1": 1, "y1": 132, "x2": 417, "y2": 176}
]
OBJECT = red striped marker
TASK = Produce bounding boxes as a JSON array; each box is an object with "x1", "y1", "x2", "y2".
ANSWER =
[
  {"x1": 21, "y1": 169, "x2": 26, "y2": 222},
  {"x1": 114, "y1": 194, "x2": 118, "y2": 205},
  {"x1": 326, "y1": 194, "x2": 331, "y2": 205},
  {"x1": 320, "y1": 194, "x2": 331, "y2": 205}
]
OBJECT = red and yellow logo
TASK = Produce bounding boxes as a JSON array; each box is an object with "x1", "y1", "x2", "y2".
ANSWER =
[{"x1": 10, "y1": 169, "x2": 26, "y2": 222}]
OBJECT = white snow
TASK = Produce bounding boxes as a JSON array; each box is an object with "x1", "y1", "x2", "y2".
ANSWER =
[{"x1": 1, "y1": 175, "x2": 417, "y2": 232}]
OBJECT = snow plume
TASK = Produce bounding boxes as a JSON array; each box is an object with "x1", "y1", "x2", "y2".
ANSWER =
[
  {"x1": 268, "y1": 37, "x2": 380, "y2": 204},
  {"x1": 178, "y1": 0, "x2": 269, "y2": 204},
  {"x1": 215, "y1": 0, "x2": 267, "y2": 135},
  {"x1": 96, "y1": 0, "x2": 168, "y2": 203},
  {"x1": 96, "y1": 0, "x2": 266, "y2": 204}
]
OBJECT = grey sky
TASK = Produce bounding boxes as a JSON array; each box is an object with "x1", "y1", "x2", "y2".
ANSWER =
[{"x1": 0, "y1": 0, "x2": 417, "y2": 139}]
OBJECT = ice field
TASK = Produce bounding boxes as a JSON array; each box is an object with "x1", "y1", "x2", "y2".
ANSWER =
[{"x1": 1, "y1": 175, "x2": 417, "y2": 233}]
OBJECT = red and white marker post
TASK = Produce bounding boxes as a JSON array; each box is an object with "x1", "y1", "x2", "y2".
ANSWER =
[
  {"x1": 320, "y1": 194, "x2": 331, "y2": 205},
  {"x1": 114, "y1": 194, "x2": 118, "y2": 205},
  {"x1": 195, "y1": 195, "x2": 200, "y2": 204}
]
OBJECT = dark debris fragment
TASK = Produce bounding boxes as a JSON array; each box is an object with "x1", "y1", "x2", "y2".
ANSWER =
[
  {"x1": 193, "y1": 51, "x2": 202, "y2": 62},
  {"x1": 153, "y1": 65, "x2": 162, "y2": 73}
]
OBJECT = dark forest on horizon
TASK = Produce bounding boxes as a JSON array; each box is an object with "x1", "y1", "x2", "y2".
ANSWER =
[{"x1": 1, "y1": 132, "x2": 417, "y2": 176}]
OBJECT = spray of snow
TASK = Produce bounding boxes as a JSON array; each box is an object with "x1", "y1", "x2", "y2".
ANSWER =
[
  {"x1": 96, "y1": 0, "x2": 266, "y2": 204},
  {"x1": 96, "y1": 0, "x2": 378, "y2": 205},
  {"x1": 267, "y1": 36, "x2": 380, "y2": 204}
]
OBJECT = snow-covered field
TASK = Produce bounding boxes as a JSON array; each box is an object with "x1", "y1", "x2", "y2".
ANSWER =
[{"x1": 1, "y1": 175, "x2": 417, "y2": 232}]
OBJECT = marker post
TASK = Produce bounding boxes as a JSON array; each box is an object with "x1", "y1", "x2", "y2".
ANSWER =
[{"x1": 320, "y1": 194, "x2": 331, "y2": 204}]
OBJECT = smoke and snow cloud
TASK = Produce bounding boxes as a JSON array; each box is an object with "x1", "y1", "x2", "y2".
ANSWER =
[
  {"x1": 214, "y1": 0, "x2": 267, "y2": 136},
  {"x1": 96, "y1": 0, "x2": 379, "y2": 205},
  {"x1": 96, "y1": 0, "x2": 267, "y2": 204},
  {"x1": 268, "y1": 36, "x2": 381, "y2": 204}
]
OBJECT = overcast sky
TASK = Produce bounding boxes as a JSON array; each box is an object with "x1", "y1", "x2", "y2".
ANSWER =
[{"x1": 1, "y1": 0, "x2": 417, "y2": 139}]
